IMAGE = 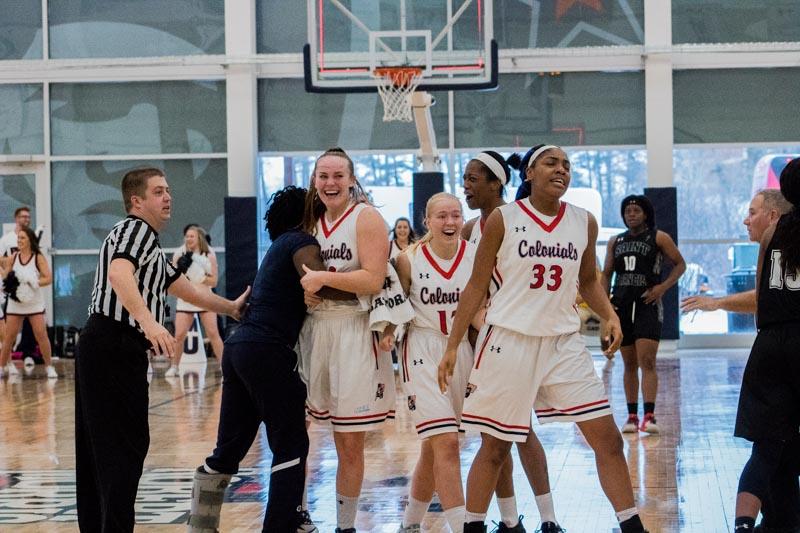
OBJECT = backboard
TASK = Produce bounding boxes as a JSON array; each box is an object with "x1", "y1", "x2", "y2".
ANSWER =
[{"x1": 304, "y1": 0, "x2": 497, "y2": 93}]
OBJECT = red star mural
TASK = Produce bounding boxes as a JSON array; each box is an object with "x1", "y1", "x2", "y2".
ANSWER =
[{"x1": 555, "y1": 0, "x2": 604, "y2": 21}]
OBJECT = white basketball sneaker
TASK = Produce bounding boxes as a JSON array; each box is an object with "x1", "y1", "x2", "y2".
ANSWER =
[{"x1": 5, "y1": 362, "x2": 19, "y2": 376}]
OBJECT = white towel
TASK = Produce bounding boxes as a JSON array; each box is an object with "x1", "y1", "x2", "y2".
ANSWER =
[{"x1": 368, "y1": 262, "x2": 414, "y2": 334}]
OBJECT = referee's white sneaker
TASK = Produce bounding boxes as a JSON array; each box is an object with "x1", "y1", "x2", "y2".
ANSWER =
[
  {"x1": 4, "y1": 362, "x2": 19, "y2": 376},
  {"x1": 46, "y1": 365, "x2": 59, "y2": 379}
]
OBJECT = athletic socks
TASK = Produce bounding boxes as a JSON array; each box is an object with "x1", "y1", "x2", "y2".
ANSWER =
[
  {"x1": 336, "y1": 493, "x2": 359, "y2": 530},
  {"x1": 734, "y1": 517, "x2": 756, "y2": 531},
  {"x1": 534, "y1": 492, "x2": 557, "y2": 524},
  {"x1": 496, "y1": 496, "x2": 519, "y2": 527},
  {"x1": 444, "y1": 505, "x2": 466, "y2": 532},
  {"x1": 627, "y1": 402, "x2": 639, "y2": 415},
  {"x1": 465, "y1": 510, "x2": 486, "y2": 524},
  {"x1": 402, "y1": 496, "x2": 430, "y2": 527},
  {"x1": 644, "y1": 402, "x2": 655, "y2": 415}
]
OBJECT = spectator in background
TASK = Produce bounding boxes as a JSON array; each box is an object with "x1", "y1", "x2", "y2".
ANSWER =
[
  {"x1": 389, "y1": 217, "x2": 416, "y2": 261},
  {"x1": 0, "y1": 206, "x2": 32, "y2": 256}
]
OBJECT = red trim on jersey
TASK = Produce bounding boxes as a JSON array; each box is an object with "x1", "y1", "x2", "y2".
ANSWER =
[
  {"x1": 370, "y1": 332, "x2": 380, "y2": 370},
  {"x1": 402, "y1": 333, "x2": 410, "y2": 382},
  {"x1": 516, "y1": 200, "x2": 567, "y2": 233},
  {"x1": 493, "y1": 266, "x2": 503, "y2": 284},
  {"x1": 461, "y1": 412, "x2": 530, "y2": 431},
  {"x1": 416, "y1": 417, "x2": 458, "y2": 430},
  {"x1": 534, "y1": 398, "x2": 610, "y2": 414},
  {"x1": 421, "y1": 240, "x2": 467, "y2": 280},
  {"x1": 320, "y1": 203, "x2": 358, "y2": 238},
  {"x1": 473, "y1": 325, "x2": 494, "y2": 369}
]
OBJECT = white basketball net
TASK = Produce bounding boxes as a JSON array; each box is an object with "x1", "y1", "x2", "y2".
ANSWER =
[{"x1": 374, "y1": 69, "x2": 423, "y2": 122}]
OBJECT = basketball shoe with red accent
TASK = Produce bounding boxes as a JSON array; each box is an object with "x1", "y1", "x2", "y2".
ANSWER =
[
  {"x1": 640, "y1": 413, "x2": 660, "y2": 434},
  {"x1": 621, "y1": 414, "x2": 639, "y2": 433}
]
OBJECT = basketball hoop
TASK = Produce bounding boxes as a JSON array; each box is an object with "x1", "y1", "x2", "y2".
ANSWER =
[{"x1": 374, "y1": 67, "x2": 423, "y2": 123}]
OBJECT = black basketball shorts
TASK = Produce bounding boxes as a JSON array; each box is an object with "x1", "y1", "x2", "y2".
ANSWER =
[
  {"x1": 615, "y1": 298, "x2": 663, "y2": 347},
  {"x1": 735, "y1": 323, "x2": 800, "y2": 442}
]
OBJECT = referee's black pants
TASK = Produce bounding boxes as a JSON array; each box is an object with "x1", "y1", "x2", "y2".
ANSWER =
[
  {"x1": 205, "y1": 340, "x2": 309, "y2": 532},
  {"x1": 75, "y1": 314, "x2": 151, "y2": 532}
]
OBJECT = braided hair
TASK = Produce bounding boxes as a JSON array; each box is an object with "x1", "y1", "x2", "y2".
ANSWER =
[{"x1": 265, "y1": 185, "x2": 308, "y2": 241}]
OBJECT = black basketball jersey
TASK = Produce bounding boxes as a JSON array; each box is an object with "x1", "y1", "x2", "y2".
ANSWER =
[
  {"x1": 611, "y1": 228, "x2": 662, "y2": 304},
  {"x1": 757, "y1": 216, "x2": 800, "y2": 329}
]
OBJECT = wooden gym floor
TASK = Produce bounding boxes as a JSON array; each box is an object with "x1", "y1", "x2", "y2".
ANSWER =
[{"x1": 0, "y1": 349, "x2": 753, "y2": 532}]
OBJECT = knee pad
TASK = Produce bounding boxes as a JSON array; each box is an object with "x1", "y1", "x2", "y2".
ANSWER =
[{"x1": 187, "y1": 467, "x2": 232, "y2": 532}]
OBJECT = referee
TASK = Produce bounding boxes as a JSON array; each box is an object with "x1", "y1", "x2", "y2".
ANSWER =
[{"x1": 75, "y1": 167, "x2": 248, "y2": 532}]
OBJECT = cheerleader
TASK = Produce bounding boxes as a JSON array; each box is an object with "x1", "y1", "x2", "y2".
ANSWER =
[
  {"x1": 167, "y1": 224, "x2": 224, "y2": 376},
  {"x1": 0, "y1": 227, "x2": 57, "y2": 378}
]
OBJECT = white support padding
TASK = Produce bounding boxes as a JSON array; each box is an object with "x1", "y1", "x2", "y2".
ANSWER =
[{"x1": 411, "y1": 91, "x2": 439, "y2": 172}]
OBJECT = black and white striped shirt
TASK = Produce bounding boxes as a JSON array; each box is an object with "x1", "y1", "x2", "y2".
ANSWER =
[{"x1": 89, "y1": 216, "x2": 179, "y2": 331}]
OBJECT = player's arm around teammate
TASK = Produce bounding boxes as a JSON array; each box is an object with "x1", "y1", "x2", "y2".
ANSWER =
[{"x1": 297, "y1": 148, "x2": 390, "y2": 533}]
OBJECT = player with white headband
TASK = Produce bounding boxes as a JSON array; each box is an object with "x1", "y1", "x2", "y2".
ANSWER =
[
  {"x1": 461, "y1": 150, "x2": 562, "y2": 532},
  {"x1": 441, "y1": 144, "x2": 649, "y2": 533}
]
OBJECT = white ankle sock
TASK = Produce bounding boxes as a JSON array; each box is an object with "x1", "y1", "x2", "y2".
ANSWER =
[
  {"x1": 496, "y1": 496, "x2": 519, "y2": 526},
  {"x1": 202, "y1": 463, "x2": 219, "y2": 474},
  {"x1": 616, "y1": 506, "x2": 639, "y2": 523},
  {"x1": 465, "y1": 510, "x2": 486, "y2": 524},
  {"x1": 444, "y1": 505, "x2": 465, "y2": 532},
  {"x1": 336, "y1": 493, "x2": 359, "y2": 529},
  {"x1": 402, "y1": 496, "x2": 430, "y2": 527},
  {"x1": 534, "y1": 492, "x2": 557, "y2": 523}
]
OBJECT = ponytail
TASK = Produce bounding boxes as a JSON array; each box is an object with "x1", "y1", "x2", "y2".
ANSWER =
[{"x1": 774, "y1": 158, "x2": 800, "y2": 273}]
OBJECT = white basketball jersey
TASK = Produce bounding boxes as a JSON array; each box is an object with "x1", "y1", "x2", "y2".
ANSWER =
[
  {"x1": 408, "y1": 240, "x2": 475, "y2": 336},
  {"x1": 468, "y1": 216, "x2": 503, "y2": 297},
  {"x1": 389, "y1": 240, "x2": 404, "y2": 261},
  {"x1": 486, "y1": 200, "x2": 587, "y2": 336},
  {"x1": 468, "y1": 218, "x2": 483, "y2": 245},
  {"x1": 315, "y1": 202, "x2": 369, "y2": 312}
]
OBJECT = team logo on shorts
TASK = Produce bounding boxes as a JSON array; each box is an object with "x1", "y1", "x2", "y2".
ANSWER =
[
  {"x1": 465, "y1": 383, "x2": 477, "y2": 398},
  {"x1": 407, "y1": 395, "x2": 416, "y2": 411},
  {"x1": 375, "y1": 383, "x2": 385, "y2": 400}
]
